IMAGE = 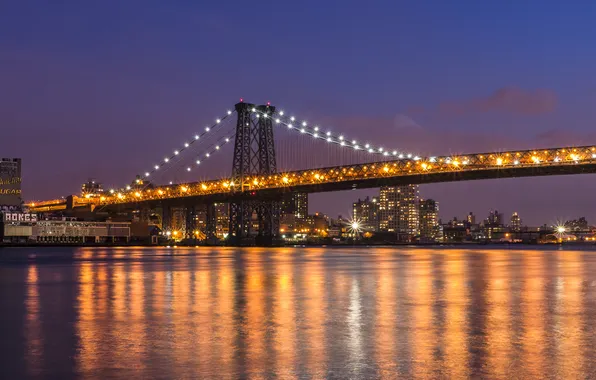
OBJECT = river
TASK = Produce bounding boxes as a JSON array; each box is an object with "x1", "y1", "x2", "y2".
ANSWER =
[{"x1": 1, "y1": 246, "x2": 595, "y2": 379}]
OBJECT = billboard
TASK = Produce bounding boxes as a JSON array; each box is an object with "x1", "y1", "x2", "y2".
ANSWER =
[{"x1": 0, "y1": 158, "x2": 22, "y2": 209}]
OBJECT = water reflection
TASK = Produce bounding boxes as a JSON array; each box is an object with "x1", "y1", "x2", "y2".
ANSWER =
[{"x1": 1, "y1": 247, "x2": 596, "y2": 378}]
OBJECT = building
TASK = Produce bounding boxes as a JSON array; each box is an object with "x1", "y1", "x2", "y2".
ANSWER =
[
  {"x1": 352, "y1": 196, "x2": 379, "y2": 232},
  {"x1": 379, "y1": 185, "x2": 419, "y2": 241},
  {"x1": 419, "y1": 199, "x2": 440, "y2": 242},
  {"x1": 485, "y1": 209, "x2": 503, "y2": 227},
  {"x1": 281, "y1": 192, "x2": 308, "y2": 220},
  {"x1": 1, "y1": 212, "x2": 130, "y2": 243},
  {"x1": 466, "y1": 212, "x2": 476, "y2": 225},
  {"x1": 81, "y1": 178, "x2": 104, "y2": 197},
  {"x1": 0, "y1": 158, "x2": 22, "y2": 212},
  {"x1": 510, "y1": 212, "x2": 522, "y2": 231},
  {"x1": 214, "y1": 202, "x2": 229, "y2": 239}
]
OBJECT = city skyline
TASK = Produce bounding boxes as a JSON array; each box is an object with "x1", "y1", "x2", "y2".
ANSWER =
[{"x1": 2, "y1": 2, "x2": 596, "y2": 225}]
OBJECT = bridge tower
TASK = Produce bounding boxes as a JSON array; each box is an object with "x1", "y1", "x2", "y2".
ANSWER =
[{"x1": 228, "y1": 102, "x2": 280, "y2": 245}]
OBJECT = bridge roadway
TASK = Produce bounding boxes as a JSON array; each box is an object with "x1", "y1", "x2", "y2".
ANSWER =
[{"x1": 28, "y1": 145, "x2": 596, "y2": 212}]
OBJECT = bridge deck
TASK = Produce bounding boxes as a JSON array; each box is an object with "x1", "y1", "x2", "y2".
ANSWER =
[{"x1": 28, "y1": 145, "x2": 596, "y2": 210}]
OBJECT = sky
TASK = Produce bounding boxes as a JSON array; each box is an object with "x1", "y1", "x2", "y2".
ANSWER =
[{"x1": 1, "y1": 1, "x2": 596, "y2": 225}]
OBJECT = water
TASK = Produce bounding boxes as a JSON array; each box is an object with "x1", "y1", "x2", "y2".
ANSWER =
[{"x1": 1, "y1": 246, "x2": 596, "y2": 379}]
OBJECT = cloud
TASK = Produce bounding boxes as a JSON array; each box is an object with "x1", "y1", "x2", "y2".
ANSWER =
[
  {"x1": 438, "y1": 86, "x2": 557, "y2": 116},
  {"x1": 393, "y1": 114, "x2": 422, "y2": 129}
]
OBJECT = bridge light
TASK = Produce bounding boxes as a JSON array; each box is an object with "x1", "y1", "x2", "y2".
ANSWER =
[
  {"x1": 352, "y1": 140, "x2": 357, "y2": 144},
  {"x1": 314, "y1": 126, "x2": 319, "y2": 131},
  {"x1": 326, "y1": 131, "x2": 331, "y2": 136},
  {"x1": 174, "y1": 150, "x2": 179, "y2": 155},
  {"x1": 215, "y1": 145, "x2": 220, "y2": 150},
  {"x1": 252, "y1": 108, "x2": 256, "y2": 112},
  {"x1": 181, "y1": 186, "x2": 188, "y2": 192},
  {"x1": 290, "y1": 116, "x2": 295, "y2": 121},
  {"x1": 145, "y1": 172, "x2": 150, "y2": 177},
  {"x1": 201, "y1": 184, "x2": 207, "y2": 190},
  {"x1": 288, "y1": 124, "x2": 293, "y2": 129},
  {"x1": 354, "y1": 145, "x2": 359, "y2": 150},
  {"x1": 225, "y1": 138, "x2": 229, "y2": 142},
  {"x1": 279, "y1": 111, "x2": 284, "y2": 116},
  {"x1": 169, "y1": 181, "x2": 173, "y2": 185},
  {"x1": 393, "y1": 151, "x2": 398, "y2": 156},
  {"x1": 365, "y1": 144, "x2": 370, "y2": 149},
  {"x1": 158, "y1": 190, "x2": 164, "y2": 195},
  {"x1": 429, "y1": 157, "x2": 436, "y2": 162},
  {"x1": 126, "y1": 185, "x2": 131, "y2": 190},
  {"x1": 227, "y1": 110, "x2": 232, "y2": 115},
  {"x1": 496, "y1": 158, "x2": 503, "y2": 165},
  {"x1": 109, "y1": 189, "x2": 114, "y2": 194},
  {"x1": 398, "y1": 154, "x2": 404, "y2": 159},
  {"x1": 184, "y1": 143, "x2": 189, "y2": 148},
  {"x1": 206, "y1": 153, "x2": 210, "y2": 157},
  {"x1": 570, "y1": 154, "x2": 579, "y2": 161},
  {"x1": 155, "y1": 165, "x2": 159, "y2": 170},
  {"x1": 300, "y1": 128, "x2": 305, "y2": 133},
  {"x1": 187, "y1": 167, "x2": 191, "y2": 172},
  {"x1": 531, "y1": 156, "x2": 540, "y2": 163},
  {"x1": 135, "y1": 192, "x2": 141, "y2": 197},
  {"x1": 205, "y1": 127, "x2": 210, "y2": 132},
  {"x1": 302, "y1": 121, "x2": 307, "y2": 127},
  {"x1": 383, "y1": 166, "x2": 389, "y2": 172},
  {"x1": 276, "y1": 119, "x2": 280, "y2": 123},
  {"x1": 282, "y1": 176, "x2": 289, "y2": 183},
  {"x1": 194, "y1": 135, "x2": 199, "y2": 140},
  {"x1": 196, "y1": 160, "x2": 201, "y2": 165},
  {"x1": 379, "y1": 147, "x2": 383, "y2": 152},
  {"x1": 421, "y1": 163, "x2": 428, "y2": 170},
  {"x1": 554, "y1": 157, "x2": 560, "y2": 162},
  {"x1": 314, "y1": 173, "x2": 320, "y2": 179},
  {"x1": 340, "y1": 141, "x2": 345, "y2": 146},
  {"x1": 407, "y1": 154, "x2": 412, "y2": 158},
  {"x1": 339, "y1": 135, "x2": 344, "y2": 140},
  {"x1": 368, "y1": 148, "x2": 374, "y2": 153},
  {"x1": 414, "y1": 156, "x2": 421, "y2": 161},
  {"x1": 164, "y1": 158, "x2": 169, "y2": 162},
  {"x1": 117, "y1": 193, "x2": 124, "y2": 199},
  {"x1": 253, "y1": 179, "x2": 258, "y2": 185},
  {"x1": 383, "y1": 151, "x2": 388, "y2": 156},
  {"x1": 514, "y1": 160, "x2": 519, "y2": 165},
  {"x1": 313, "y1": 132, "x2": 318, "y2": 138},
  {"x1": 256, "y1": 114, "x2": 260, "y2": 118},
  {"x1": 327, "y1": 137, "x2": 333, "y2": 143}
]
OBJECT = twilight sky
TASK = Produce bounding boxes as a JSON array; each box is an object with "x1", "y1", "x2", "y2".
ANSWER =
[{"x1": 1, "y1": 1, "x2": 596, "y2": 225}]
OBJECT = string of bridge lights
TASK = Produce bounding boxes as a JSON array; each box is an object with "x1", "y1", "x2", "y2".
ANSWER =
[
  {"x1": 253, "y1": 107, "x2": 423, "y2": 161},
  {"x1": 109, "y1": 109, "x2": 236, "y2": 194},
  {"x1": 165, "y1": 132, "x2": 237, "y2": 185}
]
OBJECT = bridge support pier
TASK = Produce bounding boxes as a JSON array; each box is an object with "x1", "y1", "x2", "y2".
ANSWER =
[{"x1": 228, "y1": 102, "x2": 281, "y2": 246}]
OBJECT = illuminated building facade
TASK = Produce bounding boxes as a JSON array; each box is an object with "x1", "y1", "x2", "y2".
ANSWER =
[
  {"x1": 281, "y1": 192, "x2": 308, "y2": 220},
  {"x1": 352, "y1": 196, "x2": 379, "y2": 232},
  {"x1": 379, "y1": 185, "x2": 419, "y2": 241},
  {"x1": 81, "y1": 178, "x2": 104, "y2": 197},
  {"x1": 419, "y1": 199, "x2": 440, "y2": 242},
  {"x1": 0, "y1": 158, "x2": 22, "y2": 211},
  {"x1": 510, "y1": 212, "x2": 522, "y2": 231}
]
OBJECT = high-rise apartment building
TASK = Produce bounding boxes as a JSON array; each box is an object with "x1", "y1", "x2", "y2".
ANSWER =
[
  {"x1": 419, "y1": 199, "x2": 440, "y2": 242},
  {"x1": 379, "y1": 185, "x2": 419, "y2": 241},
  {"x1": 281, "y1": 192, "x2": 308, "y2": 220},
  {"x1": 510, "y1": 212, "x2": 522, "y2": 231},
  {"x1": 352, "y1": 196, "x2": 379, "y2": 232}
]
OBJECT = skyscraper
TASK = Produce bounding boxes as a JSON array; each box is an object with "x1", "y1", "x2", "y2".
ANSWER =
[
  {"x1": 281, "y1": 192, "x2": 308, "y2": 220},
  {"x1": 510, "y1": 212, "x2": 522, "y2": 231},
  {"x1": 379, "y1": 185, "x2": 419, "y2": 241},
  {"x1": 352, "y1": 196, "x2": 379, "y2": 232},
  {"x1": 419, "y1": 199, "x2": 440, "y2": 242}
]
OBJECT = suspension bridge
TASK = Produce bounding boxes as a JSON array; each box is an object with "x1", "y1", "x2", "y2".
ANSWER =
[{"x1": 28, "y1": 101, "x2": 596, "y2": 245}]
